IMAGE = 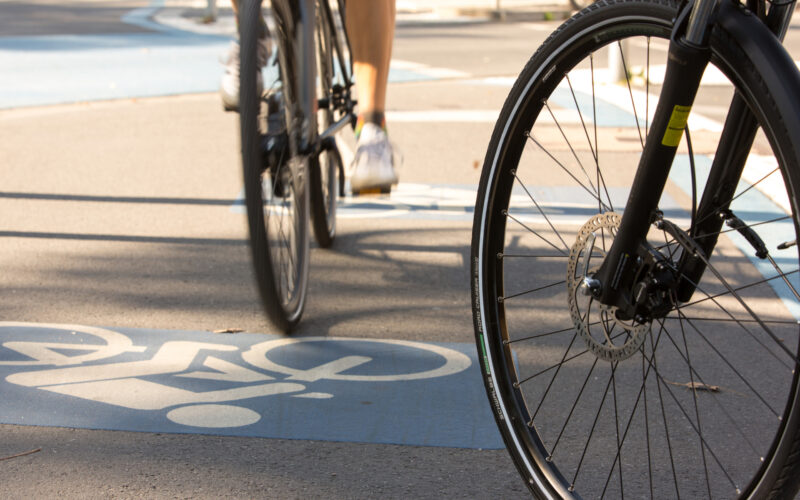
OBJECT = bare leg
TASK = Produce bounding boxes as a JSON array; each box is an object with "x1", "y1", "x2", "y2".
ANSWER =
[
  {"x1": 345, "y1": 0, "x2": 398, "y2": 193},
  {"x1": 346, "y1": 0, "x2": 396, "y2": 119}
]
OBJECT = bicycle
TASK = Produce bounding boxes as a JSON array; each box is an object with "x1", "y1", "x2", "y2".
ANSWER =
[
  {"x1": 471, "y1": 0, "x2": 800, "y2": 496},
  {"x1": 239, "y1": 0, "x2": 354, "y2": 332}
]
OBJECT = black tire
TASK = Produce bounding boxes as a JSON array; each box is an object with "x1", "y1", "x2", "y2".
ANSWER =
[
  {"x1": 240, "y1": 0, "x2": 310, "y2": 333},
  {"x1": 471, "y1": 0, "x2": 800, "y2": 497},
  {"x1": 309, "y1": 3, "x2": 339, "y2": 249}
]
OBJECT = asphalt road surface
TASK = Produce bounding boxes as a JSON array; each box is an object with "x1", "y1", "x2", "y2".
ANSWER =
[{"x1": 3, "y1": 1, "x2": 800, "y2": 498}]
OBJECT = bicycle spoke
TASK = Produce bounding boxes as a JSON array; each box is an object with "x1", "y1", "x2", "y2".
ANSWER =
[
  {"x1": 589, "y1": 54, "x2": 614, "y2": 214},
  {"x1": 505, "y1": 210, "x2": 569, "y2": 255},
  {"x1": 685, "y1": 246, "x2": 800, "y2": 363},
  {"x1": 597, "y1": 324, "x2": 669, "y2": 497},
  {"x1": 696, "y1": 214, "x2": 792, "y2": 247},
  {"x1": 543, "y1": 102, "x2": 602, "y2": 197},
  {"x1": 651, "y1": 328, "x2": 682, "y2": 500},
  {"x1": 610, "y1": 366, "x2": 625, "y2": 499},
  {"x1": 617, "y1": 40, "x2": 645, "y2": 148},
  {"x1": 513, "y1": 171, "x2": 571, "y2": 251},
  {"x1": 572, "y1": 361, "x2": 619, "y2": 489},
  {"x1": 508, "y1": 321, "x2": 603, "y2": 344},
  {"x1": 499, "y1": 253, "x2": 570, "y2": 259},
  {"x1": 676, "y1": 308, "x2": 713, "y2": 498},
  {"x1": 515, "y1": 330, "x2": 628, "y2": 386},
  {"x1": 767, "y1": 253, "x2": 800, "y2": 302},
  {"x1": 643, "y1": 346, "x2": 742, "y2": 493},
  {"x1": 691, "y1": 165, "x2": 785, "y2": 230},
  {"x1": 680, "y1": 267, "x2": 798, "y2": 317},
  {"x1": 645, "y1": 36, "x2": 650, "y2": 139},
  {"x1": 549, "y1": 356, "x2": 601, "y2": 457},
  {"x1": 527, "y1": 133, "x2": 612, "y2": 211},
  {"x1": 676, "y1": 265, "x2": 795, "y2": 376},
  {"x1": 592, "y1": 317, "x2": 742, "y2": 497},
  {"x1": 499, "y1": 279, "x2": 567, "y2": 302},
  {"x1": 530, "y1": 328, "x2": 582, "y2": 421},
  {"x1": 734, "y1": 166, "x2": 780, "y2": 204},
  {"x1": 642, "y1": 349, "x2": 654, "y2": 500},
  {"x1": 681, "y1": 314, "x2": 781, "y2": 417},
  {"x1": 657, "y1": 313, "x2": 765, "y2": 457},
  {"x1": 565, "y1": 73, "x2": 598, "y2": 164},
  {"x1": 675, "y1": 315, "x2": 796, "y2": 325}
]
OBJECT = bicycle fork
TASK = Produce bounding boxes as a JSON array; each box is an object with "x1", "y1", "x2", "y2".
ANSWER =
[
  {"x1": 589, "y1": 0, "x2": 797, "y2": 323},
  {"x1": 677, "y1": 0, "x2": 796, "y2": 303},
  {"x1": 587, "y1": 0, "x2": 714, "y2": 318}
]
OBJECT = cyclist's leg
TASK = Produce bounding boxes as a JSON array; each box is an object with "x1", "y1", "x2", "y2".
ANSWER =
[
  {"x1": 345, "y1": 0, "x2": 399, "y2": 194},
  {"x1": 346, "y1": 0, "x2": 394, "y2": 117}
]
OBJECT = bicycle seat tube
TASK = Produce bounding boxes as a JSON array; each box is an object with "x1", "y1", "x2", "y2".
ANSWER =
[{"x1": 589, "y1": 0, "x2": 714, "y2": 316}]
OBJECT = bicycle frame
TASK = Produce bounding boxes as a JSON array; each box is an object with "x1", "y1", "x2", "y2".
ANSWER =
[
  {"x1": 590, "y1": 0, "x2": 798, "y2": 317},
  {"x1": 269, "y1": 0, "x2": 356, "y2": 156},
  {"x1": 317, "y1": 0, "x2": 358, "y2": 143}
]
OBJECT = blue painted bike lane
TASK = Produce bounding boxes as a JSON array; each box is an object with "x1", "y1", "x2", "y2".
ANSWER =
[
  {"x1": 0, "y1": 2, "x2": 508, "y2": 451},
  {"x1": 0, "y1": 322, "x2": 503, "y2": 449},
  {"x1": 0, "y1": 2, "x2": 455, "y2": 110},
  {"x1": 0, "y1": 2, "x2": 232, "y2": 109}
]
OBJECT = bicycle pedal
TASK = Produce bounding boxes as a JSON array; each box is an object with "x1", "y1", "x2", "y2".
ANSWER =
[{"x1": 352, "y1": 187, "x2": 391, "y2": 196}]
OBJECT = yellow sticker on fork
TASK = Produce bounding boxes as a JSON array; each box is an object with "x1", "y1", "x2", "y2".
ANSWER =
[{"x1": 661, "y1": 105, "x2": 692, "y2": 147}]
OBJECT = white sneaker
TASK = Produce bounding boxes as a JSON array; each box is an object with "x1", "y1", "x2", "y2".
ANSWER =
[
  {"x1": 350, "y1": 123, "x2": 399, "y2": 194},
  {"x1": 220, "y1": 38, "x2": 270, "y2": 112}
]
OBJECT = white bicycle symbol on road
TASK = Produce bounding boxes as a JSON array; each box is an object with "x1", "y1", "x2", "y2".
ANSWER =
[{"x1": 0, "y1": 322, "x2": 471, "y2": 428}]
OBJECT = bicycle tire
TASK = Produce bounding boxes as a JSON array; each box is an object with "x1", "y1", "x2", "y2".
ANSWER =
[
  {"x1": 309, "y1": 2, "x2": 339, "y2": 249},
  {"x1": 471, "y1": 0, "x2": 800, "y2": 497},
  {"x1": 240, "y1": 0, "x2": 310, "y2": 333}
]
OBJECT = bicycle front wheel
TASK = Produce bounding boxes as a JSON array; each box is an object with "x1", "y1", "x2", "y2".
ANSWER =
[
  {"x1": 472, "y1": 0, "x2": 800, "y2": 497},
  {"x1": 240, "y1": 0, "x2": 310, "y2": 332}
]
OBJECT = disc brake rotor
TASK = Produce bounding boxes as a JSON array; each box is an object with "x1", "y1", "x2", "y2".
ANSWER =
[{"x1": 566, "y1": 212, "x2": 650, "y2": 362}]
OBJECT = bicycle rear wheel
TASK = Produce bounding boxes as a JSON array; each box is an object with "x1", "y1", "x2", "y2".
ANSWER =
[
  {"x1": 471, "y1": 0, "x2": 800, "y2": 497},
  {"x1": 240, "y1": 0, "x2": 310, "y2": 332},
  {"x1": 309, "y1": 1, "x2": 340, "y2": 249}
]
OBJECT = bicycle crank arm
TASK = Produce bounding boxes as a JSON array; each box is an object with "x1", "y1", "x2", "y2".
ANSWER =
[{"x1": 318, "y1": 111, "x2": 356, "y2": 145}]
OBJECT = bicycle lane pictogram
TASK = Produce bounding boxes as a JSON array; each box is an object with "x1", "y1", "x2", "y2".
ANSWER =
[{"x1": 0, "y1": 322, "x2": 502, "y2": 449}]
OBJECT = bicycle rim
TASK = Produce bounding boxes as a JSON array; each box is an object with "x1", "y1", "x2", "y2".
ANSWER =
[
  {"x1": 472, "y1": 0, "x2": 800, "y2": 497},
  {"x1": 241, "y1": 0, "x2": 310, "y2": 332}
]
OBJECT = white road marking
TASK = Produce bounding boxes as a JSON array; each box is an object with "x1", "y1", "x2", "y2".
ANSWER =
[
  {"x1": 391, "y1": 59, "x2": 471, "y2": 79},
  {"x1": 167, "y1": 404, "x2": 262, "y2": 428},
  {"x1": 386, "y1": 109, "x2": 499, "y2": 122}
]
